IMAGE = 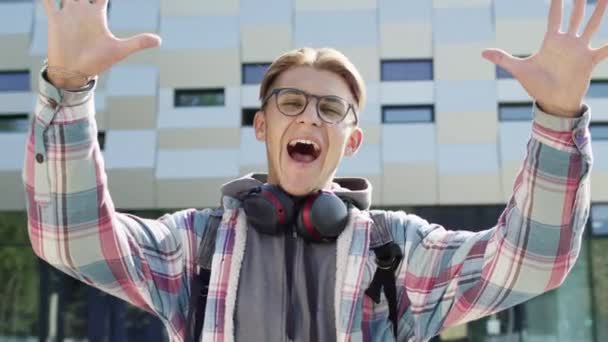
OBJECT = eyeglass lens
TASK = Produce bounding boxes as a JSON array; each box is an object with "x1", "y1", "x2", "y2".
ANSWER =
[{"x1": 276, "y1": 88, "x2": 348, "y2": 123}]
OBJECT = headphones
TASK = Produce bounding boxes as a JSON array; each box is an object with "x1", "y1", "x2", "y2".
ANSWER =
[{"x1": 241, "y1": 184, "x2": 351, "y2": 242}]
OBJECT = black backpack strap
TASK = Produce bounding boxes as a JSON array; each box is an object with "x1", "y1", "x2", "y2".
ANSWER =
[
  {"x1": 185, "y1": 208, "x2": 223, "y2": 342},
  {"x1": 366, "y1": 210, "x2": 403, "y2": 339}
]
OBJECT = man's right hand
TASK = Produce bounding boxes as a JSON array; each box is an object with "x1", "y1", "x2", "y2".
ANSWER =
[{"x1": 42, "y1": 0, "x2": 161, "y2": 89}]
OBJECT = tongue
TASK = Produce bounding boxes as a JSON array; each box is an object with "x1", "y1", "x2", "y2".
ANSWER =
[{"x1": 291, "y1": 152, "x2": 315, "y2": 163}]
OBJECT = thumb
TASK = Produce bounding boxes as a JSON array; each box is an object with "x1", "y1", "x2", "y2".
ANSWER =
[
  {"x1": 117, "y1": 33, "x2": 162, "y2": 59},
  {"x1": 482, "y1": 48, "x2": 522, "y2": 78}
]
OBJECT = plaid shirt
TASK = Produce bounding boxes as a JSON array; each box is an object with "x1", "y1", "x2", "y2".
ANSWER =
[{"x1": 23, "y1": 71, "x2": 592, "y2": 342}]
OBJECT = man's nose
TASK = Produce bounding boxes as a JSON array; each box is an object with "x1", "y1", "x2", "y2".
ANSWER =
[{"x1": 297, "y1": 98, "x2": 322, "y2": 126}]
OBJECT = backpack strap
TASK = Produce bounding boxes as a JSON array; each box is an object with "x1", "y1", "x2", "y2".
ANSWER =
[
  {"x1": 366, "y1": 210, "x2": 403, "y2": 339},
  {"x1": 185, "y1": 208, "x2": 223, "y2": 342},
  {"x1": 196, "y1": 208, "x2": 224, "y2": 270}
]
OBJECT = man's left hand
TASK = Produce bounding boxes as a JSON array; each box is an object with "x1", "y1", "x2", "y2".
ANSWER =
[{"x1": 483, "y1": 0, "x2": 608, "y2": 117}]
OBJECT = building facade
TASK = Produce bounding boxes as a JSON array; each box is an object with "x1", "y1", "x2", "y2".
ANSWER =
[{"x1": 0, "y1": 0, "x2": 606, "y2": 341}]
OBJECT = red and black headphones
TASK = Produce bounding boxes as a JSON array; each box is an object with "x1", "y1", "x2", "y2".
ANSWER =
[{"x1": 241, "y1": 184, "x2": 351, "y2": 242}]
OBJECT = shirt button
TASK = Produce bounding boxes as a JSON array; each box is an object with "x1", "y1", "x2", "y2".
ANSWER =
[
  {"x1": 35, "y1": 153, "x2": 44, "y2": 164},
  {"x1": 48, "y1": 99, "x2": 58, "y2": 110}
]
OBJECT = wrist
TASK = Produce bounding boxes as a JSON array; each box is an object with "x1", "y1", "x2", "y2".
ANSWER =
[
  {"x1": 45, "y1": 66, "x2": 94, "y2": 91},
  {"x1": 537, "y1": 101, "x2": 585, "y2": 118}
]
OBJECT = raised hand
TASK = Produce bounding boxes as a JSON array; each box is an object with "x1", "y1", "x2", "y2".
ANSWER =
[
  {"x1": 483, "y1": 0, "x2": 608, "y2": 117},
  {"x1": 42, "y1": 0, "x2": 161, "y2": 89}
]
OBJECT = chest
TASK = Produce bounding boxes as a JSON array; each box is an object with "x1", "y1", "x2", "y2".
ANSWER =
[
  {"x1": 234, "y1": 227, "x2": 337, "y2": 341},
  {"x1": 199, "y1": 208, "x2": 395, "y2": 342}
]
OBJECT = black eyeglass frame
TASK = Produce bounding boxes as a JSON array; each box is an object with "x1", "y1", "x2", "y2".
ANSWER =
[{"x1": 261, "y1": 87, "x2": 359, "y2": 125}]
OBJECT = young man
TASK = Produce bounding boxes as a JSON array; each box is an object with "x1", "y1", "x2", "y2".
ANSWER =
[{"x1": 24, "y1": 0, "x2": 600, "y2": 341}]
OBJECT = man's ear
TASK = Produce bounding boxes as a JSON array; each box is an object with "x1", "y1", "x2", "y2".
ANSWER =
[
  {"x1": 253, "y1": 111, "x2": 266, "y2": 141},
  {"x1": 344, "y1": 127, "x2": 363, "y2": 157}
]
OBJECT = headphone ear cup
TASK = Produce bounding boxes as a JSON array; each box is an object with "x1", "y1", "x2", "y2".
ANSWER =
[
  {"x1": 296, "y1": 192, "x2": 349, "y2": 242},
  {"x1": 243, "y1": 185, "x2": 295, "y2": 235}
]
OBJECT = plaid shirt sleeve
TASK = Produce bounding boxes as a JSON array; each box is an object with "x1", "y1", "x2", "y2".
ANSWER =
[
  {"x1": 391, "y1": 104, "x2": 593, "y2": 340},
  {"x1": 22, "y1": 70, "x2": 211, "y2": 333}
]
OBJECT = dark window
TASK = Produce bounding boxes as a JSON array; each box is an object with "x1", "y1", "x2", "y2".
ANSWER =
[
  {"x1": 414, "y1": 205, "x2": 505, "y2": 232},
  {"x1": 498, "y1": 103, "x2": 533, "y2": 121},
  {"x1": 242, "y1": 63, "x2": 270, "y2": 85},
  {"x1": 242, "y1": 108, "x2": 259, "y2": 126},
  {"x1": 381, "y1": 59, "x2": 433, "y2": 81},
  {"x1": 174, "y1": 89, "x2": 225, "y2": 107},
  {"x1": 496, "y1": 55, "x2": 529, "y2": 79},
  {"x1": 382, "y1": 105, "x2": 434, "y2": 123},
  {"x1": 98, "y1": 131, "x2": 106, "y2": 150},
  {"x1": 0, "y1": 114, "x2": 29, "y2": 132},
  {"x1": 588, "y1": 80, "x2": 608, "y2": 98},
  {"x1": 591, "y1": 123, "x2": 608, "y2": 140},
  {"x1": 0, "y1": 71, "x2": 30, "y2": 92},
  {"x1": 591, "y1": 204, "x2": 608, "y2": 236},
  {"x1": 496, "y1": 65, "x2": 513, "y2": 79}
]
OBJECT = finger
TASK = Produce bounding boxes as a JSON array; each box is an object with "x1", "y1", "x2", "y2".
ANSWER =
[
  {"x1": 59, "y1": 0, "x2": 72, "y2": 9},
  {"x1": 92, "y1": 0, "x2": 109, "y2": 8},
  {"x1": 568, "y1": 0, "x2": 586, "y2": 35},
  {"x1": 582, "y1": 0, "x2": 608, "y2": 41},
  {"x1": 482, "y1": 48, "x2": 525, "y2": 79},
  {"x1": 548, "y1": 0, "x2": 564, "y2": 32},
  {"x1": 62, "y1": 0, "x2": 82, "y2": 8},
  {"x1": 40, "y1": 0, "x2": 57, "y2": 14},
  {"x1": 116, "y1": 34, "x2": 162, "y2": 60}
]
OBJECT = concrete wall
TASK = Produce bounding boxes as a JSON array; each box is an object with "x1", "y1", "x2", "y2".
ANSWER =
[{"x1": 0, "y1": 0, "x2": 606, "y2": 210}]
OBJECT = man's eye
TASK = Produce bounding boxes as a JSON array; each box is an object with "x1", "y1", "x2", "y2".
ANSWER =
[
  {"x1": 283, "y1": 101, "x2": 304, "y2": 107},
  {"x1": 321, "y1": 105, "x2": 343, "y2": 116}
]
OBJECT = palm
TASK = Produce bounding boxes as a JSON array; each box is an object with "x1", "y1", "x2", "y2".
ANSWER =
[
  {"x1": 483, "y1": 0, "x2": 608, "y2": 116},
  {"x1": 42, "y1": 0, "x2": 160, "y2": 86}
]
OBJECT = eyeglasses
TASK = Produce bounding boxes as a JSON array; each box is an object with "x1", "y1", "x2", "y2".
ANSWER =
[{"x1": 261, "y1": 88, "x2": 359, "y2": 125}]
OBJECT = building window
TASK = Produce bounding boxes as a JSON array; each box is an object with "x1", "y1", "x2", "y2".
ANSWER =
[
  {"x1": 591, "y1": 123, "x2": 608, "y2": 140},
  {"x1": 242, "y1": 108, "x2": 258, "y2": 127},
  {"x1": 98, "y1": 131, "x2": 106, "y2": 150},
  {"x1": 382, "y1": 105, "x2": 434, "y2": 123},
  {"x1": 588, "y1": 80, "x2": 608, "y2": 98},
  {"x1": 0, "y1": 114, "x2": 29, "y2": 132},
  {"x1": 0, "y1": 71, "x2": 30, "y2": 92},
  {"x1": 496, "y1": 65, "x2": 513, "y2": 79},
  {"x1": 242, "y1": 63, "x2": 270, "y2": 85},
  {"x1": 496, "y1": 55, "x2": 529, "y2": 79},
  {"x1": 498, "y1": 103, "x2": 533, "y2": 121},
  {"x1": 174, "y1": 89, "x2": 225, "y2": 107},
  {"x1": 381, "y1": 59, "x2": 433, "y2": 81},
  {"x1": 591, "y1": 204, "x2": 608, "y2": 236}
]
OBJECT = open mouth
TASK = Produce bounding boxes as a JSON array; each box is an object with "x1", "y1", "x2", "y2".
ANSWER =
[{"x1": 287, "y1": 139, "x2": 321, "y2": 163}]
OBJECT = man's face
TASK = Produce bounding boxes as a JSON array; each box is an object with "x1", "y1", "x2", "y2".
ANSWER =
[{"x1": 254, "y1": 66, "x2": 363, "y2": 196}]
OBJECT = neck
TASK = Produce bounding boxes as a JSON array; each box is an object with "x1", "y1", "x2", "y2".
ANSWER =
[{"x1": 266, "y1": 172, "x2": 335, "y2": 195}]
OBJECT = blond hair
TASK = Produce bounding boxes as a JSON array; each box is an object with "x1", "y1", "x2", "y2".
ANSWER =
[{"x1": 259, "y1": 47, "x2": 366, "y2": 111}]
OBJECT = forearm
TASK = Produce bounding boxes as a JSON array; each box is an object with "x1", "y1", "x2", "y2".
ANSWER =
[
  {"x1": 23, "y1": 68, "x2": 105, "y2": 262},
  {"x1": 444, "y1": 103, "x2": 592, "y2": 325},
  {"x1": 22, "y1": 69, "x2": 190, "y2": 316},
  {"x1": 508, "y1": 102, "x2": 592, "y2": 277},
  {"x1": 397, "y1": 104, "x2": 593, "y2": 339}
]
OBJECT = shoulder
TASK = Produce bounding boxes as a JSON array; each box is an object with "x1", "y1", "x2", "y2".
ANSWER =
[{"x1": 367, "y1": 209, "x2": 437, "y2": 245}]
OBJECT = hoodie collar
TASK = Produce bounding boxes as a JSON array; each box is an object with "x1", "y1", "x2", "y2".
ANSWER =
[{"x1": 220, "y1": 173, "x2": 372, "y2": 210}]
